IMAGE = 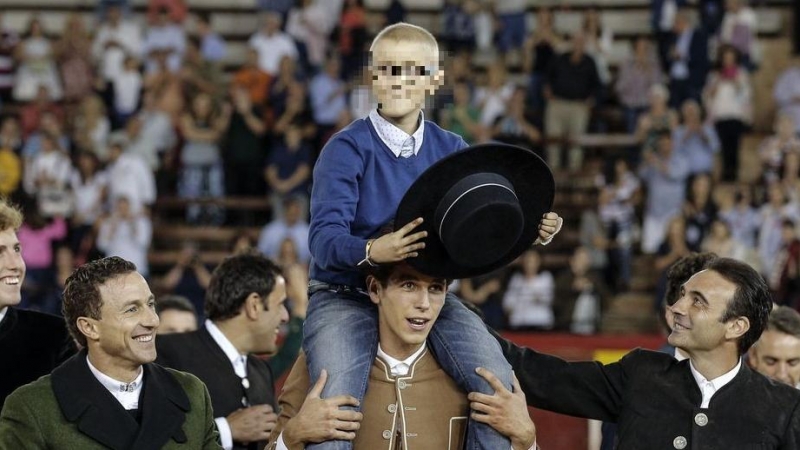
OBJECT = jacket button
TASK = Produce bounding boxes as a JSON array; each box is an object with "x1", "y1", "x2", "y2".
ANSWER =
[
  {"x1": 388, "y1": 404, "x2": 397, "y2": 413},
  {"x1": 398, "y1": 380, "x2": 407, "y2": 389},
  {"x1": 673, "y1": 436, "x2": 687, "y2": 449},
  {"x1": 382, "y1": 430, "x2": 392, "y2": 440},
  {"x1": 694, "y1": 412, "x2": 708, "y2": 426}
]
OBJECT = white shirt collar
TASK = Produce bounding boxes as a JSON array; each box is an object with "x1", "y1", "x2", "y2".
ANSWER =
[
  {"x1": 368, "y1": 109, "x2": 425, "y2": 158},
  {"x1": 0, "y1": 307, "x2": 7, "y2": 324},
  {"x1": 86, "y1": 356, "x2": 144, "y2": 410},
  {"x1": 376, "y1": 343, "x2": 427, "y2": 377},
  {"x1": 689, "y1": 358, "x2": 741, "y2": 408},
  {"x1": 205, "y1": 319, "x2": 248, "y2": 378}
]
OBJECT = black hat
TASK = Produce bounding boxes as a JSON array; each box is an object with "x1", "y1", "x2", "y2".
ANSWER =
[{"x1": 395, "y1": 143, "x2": 555, "y2": 279}]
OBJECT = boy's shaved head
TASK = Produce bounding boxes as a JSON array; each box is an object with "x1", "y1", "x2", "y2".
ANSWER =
[{"x1": 370, "y1": 22, "x2": 440, "y2": 67}]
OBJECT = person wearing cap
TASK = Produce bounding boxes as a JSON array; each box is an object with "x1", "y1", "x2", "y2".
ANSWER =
[
  {"x1": 475, "y1": 257, "x2": 800, "y2": 449},
  {"x1": 267, "y1": 261, "x2": 537, "y2": 450},
  {"x1": 307, "y1": 21, "x2": 561, "y2": 450}
]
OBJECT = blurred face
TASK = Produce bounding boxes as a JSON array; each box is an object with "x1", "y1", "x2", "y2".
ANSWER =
[
  {"x1": 0, "y1": 228, "x2": 25, "y2": 309},
  {"x1": 370, "y1": 39, "x2": 442, "y2": 121},
  {"x1": 453, "y1": 83, "x2": 470, "y2": 105},
  {"x1": 252, "y1": 276, "x2": 289, "y2": 354},
  {"x1": 750, "y1": 329, "x2": 800, "y2": 387},
  {"x1": 682, "y1": 103, "x2": 701, "y2": 124},
  {"x1": 634, "y1": 38, "x2": 648, "y2": 57},
  {"x1": 657, "y1": 136, "x2": 673, "y2": 155},
  {"x1": 522, "y1": 251, "x2": 541, "y2": 275},
  {"x1": 782, "y1": 224, "x2": 797, "y2": 243},
  {"x1": 692, "y1": 174, "x2": 711, "y2": 199},
  {"x1": 1, "y1": 118, "x2": 19, "y2": 138},
  {"x1": 571, "y1": 248, "x2": 591, "y2": 274},
  {"x1": 722, "y1": 49, "x2": 737, "y2": 68},
  {"x1": 88, "y1": 272, "x2": 159, "y2": 373},
  {"x1": 667, "y1": 270, "x2": 743, "y2": 355},
  {"x1": 777, "y1": 116, "x2": 795, "y2": 138},
  {"x1": 116, "y1": 198, "x2": 131, "y2": 216},
  {"x1": 157, "y1": 309, "x2": 198, "y2": 334},
  {"x1": 107, "y1": 6, "x2": 121, "y2": 23},
  {"x1": 369, "y1": 265, "x2": 447, "y2": 359},
  {"x1": 193, "y1": 94, "x2": 213, "y2": 118},
  {"x1": 710, "y1": 221, "x2": 730, "y2": 240}
]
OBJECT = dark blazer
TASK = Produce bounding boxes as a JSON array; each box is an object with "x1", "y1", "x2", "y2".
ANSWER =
[
  {"x1": 156, "y1": 326, "x2": 276, "y2": 450},
  {"x1": 671, "y1": 27, "x2": 710, "y2": 89},
  {"x1": 0, "y1": 307, "x2": 75, "y2": 408},
  {"x1": 0, "y1": 350, "x2": 220, "y2": 449},
  {"x1": 498, "y1": 337, "x2": 800, "y2": 450}
]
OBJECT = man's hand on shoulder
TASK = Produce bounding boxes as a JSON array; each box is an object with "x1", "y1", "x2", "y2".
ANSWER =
[
  {"x1": 227, "y1": 404, "x2": 277, "y2": 444},
  {"x1": 283, "y1": 370, "x2": 363, "y2": 447},
  {"x1": 469, "y1": 368, "x2": 537, "y2": 450}
]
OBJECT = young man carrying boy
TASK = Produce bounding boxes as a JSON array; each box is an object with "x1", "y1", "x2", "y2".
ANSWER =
[{"x1": 306, "y1": 22, "x2": 560, "y2": 450}]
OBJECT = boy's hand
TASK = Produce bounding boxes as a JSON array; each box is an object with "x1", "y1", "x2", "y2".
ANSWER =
[
  {"x1": 534, "y1": 212, "x2": 562, "y2": 246},
  {"x1": 369, "y1": 218, "x2": 427, "y2": 264}
]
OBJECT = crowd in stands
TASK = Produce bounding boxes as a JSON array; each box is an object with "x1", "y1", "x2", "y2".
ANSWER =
[{"x1": 0, "y1": 0, "x2": 797, "y2": 334}]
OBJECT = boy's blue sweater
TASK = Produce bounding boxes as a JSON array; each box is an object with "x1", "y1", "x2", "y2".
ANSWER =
[{"x1": 309, "y1": 116, "x2": 468, "y2": 288}]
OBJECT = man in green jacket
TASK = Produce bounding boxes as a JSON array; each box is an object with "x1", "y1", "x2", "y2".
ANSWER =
[{"x1": 0, "y1": 256, "x2": 221, "y2": 449}]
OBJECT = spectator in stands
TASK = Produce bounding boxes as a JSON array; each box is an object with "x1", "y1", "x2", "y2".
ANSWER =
[
  {"x1": 0, "y1": 200, "x2": 75, "y2": 410},
  {"x1": 441, "y1": 0, "x2": 478, "y2": 54},
  {"x1": 18, "y1": 206, "x2": 66, "y2": 314},
  {"x1": 580, "y1": 187, "x2": 610, "y2": 271},
  {"x1": 156, "y1": 252, "x2": 287, "y2": 450},
  {"x1": 271, "y1": 81, "x2": 316, "y2": 141},
  {"x1": 503, "y1": 249, "x2": 555, "y2": 331},
  {"x1": 195, "y1": 12, "x2": 226, "y2": 64},
  {"x1": 673, "y1": 100, "x2": 721, "y2": 177},
  {"x1": 309, "y1": 54, "x2": 349, "y2": 146},
  {"x1": 257, "y1": 0, "x2": 296, "y2": 18},
  {"x1": 348, "y1": 68, "x2": 376, "y2": 120},
  {"x1": 113, "y1": 116, "x2": 158, "y2": 171},
  {"x1": 72, "y1": 95, "x2": 111, "y2": 160},
  {"x1": 142, "y1": 45, "x2": 184, "y2": 120},
  {"x1": 704, "y1": 45, "x2": 751, "y2": 182},
  {"x1": 258, "y1": 196, "x2": 311, "y2": 266},
  {"x1": 179, "y1": 92, "x2": 230, "y2": 225},
  {"x1": 582, "y1": 7, "x2": 614, "y2": 105},
  {"x1": 19, "y1": 86, "x2": 64, "y2": 139},
  {"x1": 701, "y1": 218, "x2": 752, "y2": 266},
  {"x1": 599, "y1": 159, "x2": 640, "y2": 291},
  {"x1": 667, "y1": 10, "x2": 709, "y2": 108},
  {"x1": 286, "y1": 0, "x2": 333, "y2": 71},
  {"x1": 458, "y1": 268, "x2": 508, "y2": 331},
  {"x1": 224, "y1": 86, "x2": 267, "y2": 201},
  {"x1": 683, "y1": 172, "x2": 718, "y2": 252},
  {"x1": 494, "y1": 0, "x2": 528, "y2": 62},
  {"x1": 182, "y1": 37, "x2": 225, "y2": 101},
  {"x1": 640, "y1": 132, "x2": 691, "y2": 254},
  {"x1": 339, "y1": 0, "x2": 369, "y2": 79},
  {"x1": 651, "y1": 0, "x2": 687, "y2": 72},
  {"x1": 156, "y1": 294, "x2": 198, "y2": 335},
  {"x1": 615, "y1": 37, "x2": 664, "y2": 133},
  {"x1": 159, "y1": 242, "x2": 211, "y2": 322},
  {"x1": 105, "y1": 135, "x2": 156, "y2": 214},
  {"x1": 0, "y1": 141, "x2": 20, "y2": 198},
  {"x1": 12, "y1": 17, "x2": 62, "y2": 102},
  {"x1": 719, "y1": 0, "x2": 758, "y2": 70},
  {"x1": 22, "y1": 111, "x2": 70, "y2": 163},
  {"x1": 759, "y1": 182, "x2": 800, "y2": 283},
  {"x1": 555, "y1": 246, "x2": 610, "y2": 334},
  {"x1": 475, "y1": 64, "x2": 514, "y2": 128},
  {"x1": 97, "y1": 196, "x2": 153, "y2": 278},
  {"x1": 770, "y1": 219, "x2": 800, "y2": 308},
  {"x1": 112, "y1": 55, "x2": 143, "y2": 128},
  {"x1": 143, "y1": 6, "x2": 186, "y2": 74},
  {"x1": 92, "y1": 4, "x2": 143, "y2": 105},
  {"x1": 23, "y1": 134, "x2": 72, "y2": 218},
  {"x1": 54, "y1": 13, "x2": 94, "y2": 102},
  {"x1": 136, "y1": 90, "x2": 178, "y2": 169},
  {"x1": 0, "y1": 116, "x2": 20, "y2": 155},
  {"x1": 265, "y1": 123, "x2": 312, "y2": 216},
  {"x1": 760, "y1": 114, "x2": 800, "y2": 185},
  {"x1": 698, "y1": 0, "x2": 725, "y2": 35},
  {"x1": 654, "y1": 215, "x2": 692, "y2": 308},
  {"x1": 440, "y1": 79, "x2": 484, "y2": 145},
  {"x1": 523, "y1": 7, "x2": 563, "y2": 113},
  {"x1": 267, "y1": 56, "x2": 305, "y2": 129},
  {"x1": 232, "y1": 48, "x2": 272, "y2": 106},
  {"x1": 544, "y1": 32, "x2": 600, "y2": 171},
  {"x1": 749, "y1": 306, "x2": 800, "y2": 389},
  {"x1": 774, "y1": 54, "x2": 800, "y2": 135},
  {"x1": 0, "y1": 11, "x2": 19, "y2": 105},
  {"x1": 40, "y1": 245, "x2": 75, "y2": 313},
  {"x1": 249, "y1": 12, "x2": 299, "y2": 76},
  {"x1": 69, "y1": 151, "x2": 108, "y2": 260},
  {"x1": 718, "y1": 184, "x2": 759, "y2": 252},
  {"x1": 492, "y1": 86, "x2": 542, "y2": 149},
  {"x1": 147, "y1": 0, "x2": 188, "y2": 24}
]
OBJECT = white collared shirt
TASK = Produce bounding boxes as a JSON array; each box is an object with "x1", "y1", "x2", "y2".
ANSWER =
[
  {"x1": 0, "y1": 307, "x2": 7, "y2": 324},
  {"x1": 86, "y1": 357, "x2": 143, "y2": 410},
  {"x1": 689, "y1": 358, "x2": 742, "y2": 408},
  {"x1": 205, "y1": 320, "x2": 248, "y2": 450},
  {"x1": 368, "y1": 109, "x2": 425, "y2": 158},
  {"x1": 376, "y1": 343, "x2": 427, "y2": 376}
]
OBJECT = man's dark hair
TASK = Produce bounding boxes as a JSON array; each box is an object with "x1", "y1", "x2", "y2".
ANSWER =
[
  {"x1": 62, "y1": 257, "x2": 137, "y2": 348},
  {"x1": 196, "y1": 11, "x2": 211, "y2": 25},
  {"x1": 156, "y1": 295, "x2": 197, "y2": 316},
  {"x1": 205, "y1": 251, "x2": 283, "y2": 321},
  {"x1": 766, "y1": 306, "x2": 800, "y2": 340},
  {"x1": 664, "y1": 252, "x2": 719, "y2": 307},
  {"x1": 710, "y1": 258, "x2": 773, "y2": 355}
]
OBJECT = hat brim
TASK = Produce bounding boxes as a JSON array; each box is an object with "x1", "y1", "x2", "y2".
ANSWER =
[{"x1": 395, "y1": 143, "x2": 555, "y2": 279}]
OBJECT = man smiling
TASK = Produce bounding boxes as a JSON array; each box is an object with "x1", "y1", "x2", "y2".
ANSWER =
[{"x1": 0, "y1": 256, "x2": 220, "y2": 449}]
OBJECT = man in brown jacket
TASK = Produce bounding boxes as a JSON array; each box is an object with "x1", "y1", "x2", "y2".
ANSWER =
[{"x1": 267, "y1": 262, "x2": 537, "y2": 450}]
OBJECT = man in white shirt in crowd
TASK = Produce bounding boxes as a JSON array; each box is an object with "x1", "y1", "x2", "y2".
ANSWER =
[
  {"x1": 248, "y1": 12, "x2": 298, "y2": 76},
  {"x1": 143, "y1": 6, "x2": 186, "y2": 74},
  {"x1": 749, "y1": 306, "x2": 800, "y2": 389},
  {"x1": 105, "y1": 135, "x2": 156, "y2": 214},
  {"x1": 92, "y1": 4, "x2": 143, "y2": 86},
  {"x1": 97, "y1": 196, "x2": 153, "y2": 279}
]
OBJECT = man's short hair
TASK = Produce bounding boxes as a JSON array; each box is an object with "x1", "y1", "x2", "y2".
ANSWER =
[
  {"x1": 710, "y1": 258, "x2": 773, "y2": 355},
  {"x1": 205, "y1": 251, "x2": 283, "y2": 321},
  {"x1": 664, "y1": 252, "x2": 719, "y2": 307},
  {"x1": 369, "y1": 22, "x2": 440, "y2": 66},
  {"x1": 156, "y1": 295, "x2": 197, "y2": 316},
  {"x1": 0, "y1": 199, "x2": 22, "y2": 231},
  {"x1": 765, "y1": 306, "x2": 800, "y2": 340},
  {"x1": 62, "y1": 256, "x2": 138, "y2": 348}
]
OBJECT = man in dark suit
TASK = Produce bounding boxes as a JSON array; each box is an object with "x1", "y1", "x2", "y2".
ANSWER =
[
  {"x1": 157, "y1": 252, "x2": 289, "y2": 450},
  {"x1": 0, "y1": 199, "x2": 75, "y2": 408},
  {"x1": 668, "y1": 9, "x2": 709, "y2": 108},
  {"x1": 0, "y1": 256, "x2": 220, "y2": 449},
  {"x1": 472, "y1": 257, "x2": 800, "y2": 449}
]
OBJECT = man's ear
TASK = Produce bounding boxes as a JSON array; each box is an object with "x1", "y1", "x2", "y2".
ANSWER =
[
  {"x1": 726, "y1": 316, "x2": 750, "y2": 341},
  {"x1": 77, "y1": 317, "x2": 99, "y2": 343},
  {"x1": 244, "y1": 293, "x2": 262, "y2": 320},
  {"x1": 367, "y1": 276, "x2": 381, "y2": 306}
]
